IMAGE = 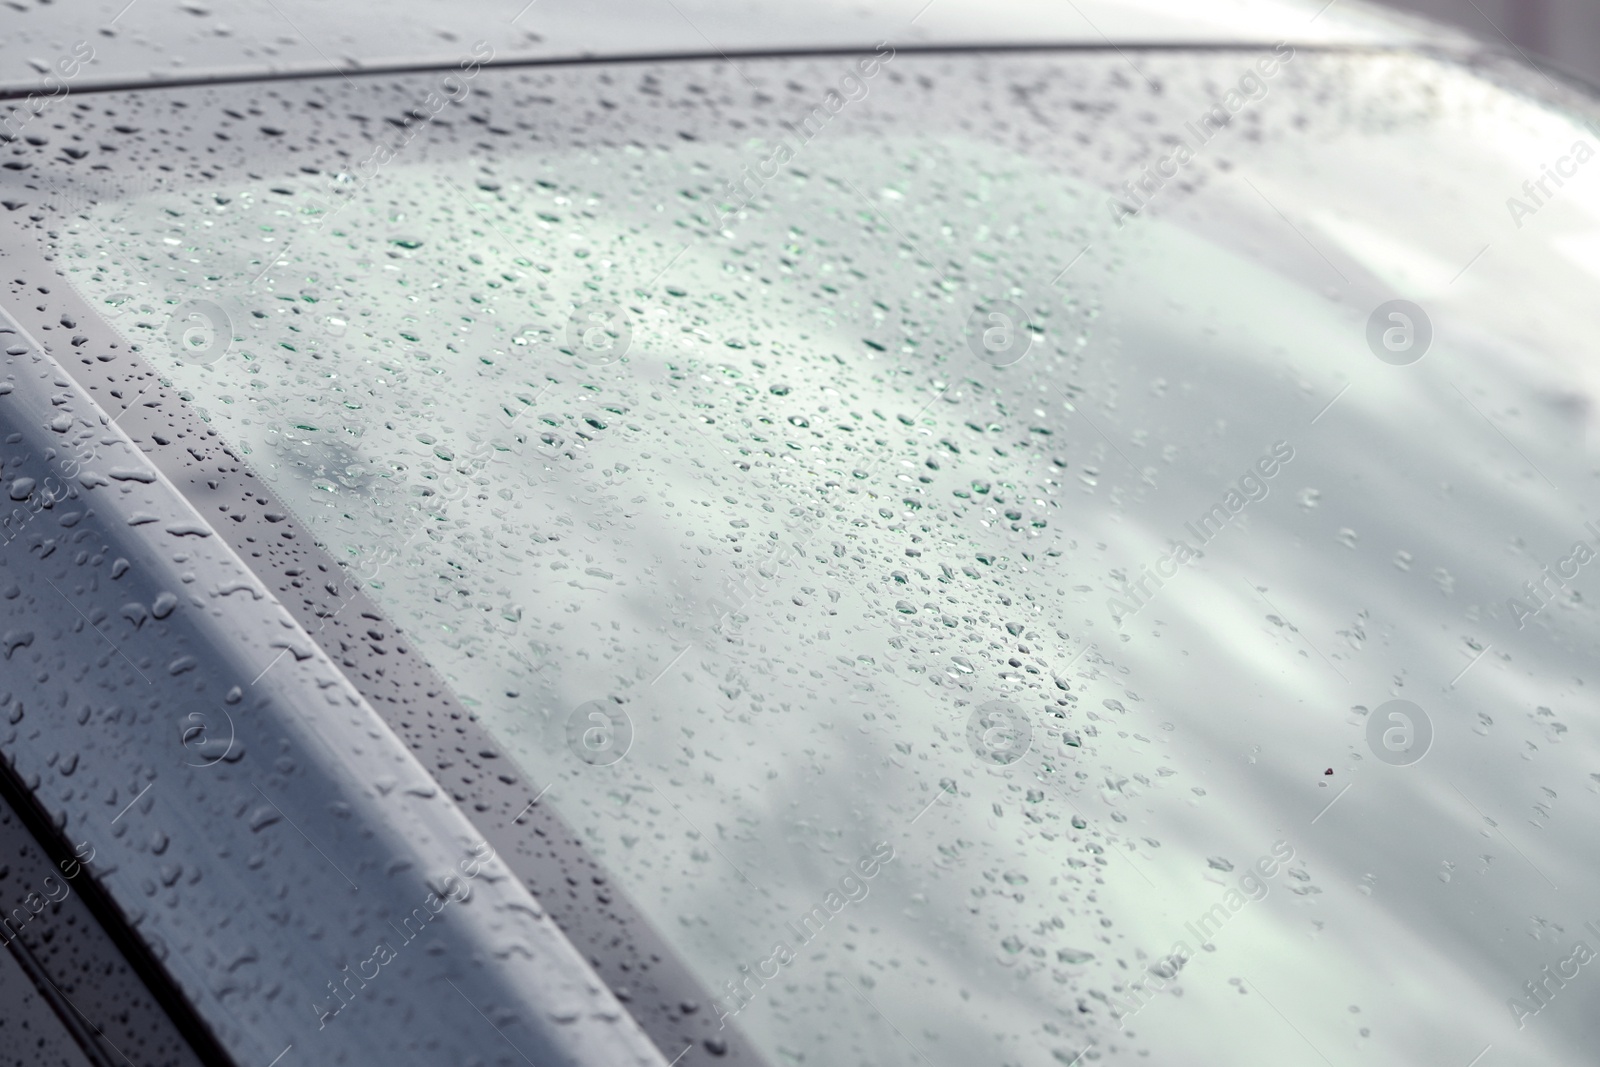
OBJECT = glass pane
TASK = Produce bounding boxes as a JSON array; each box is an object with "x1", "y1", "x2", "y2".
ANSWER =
[{"x1": 43, "y1": 49, "x2": 1600, "y2": 1065}]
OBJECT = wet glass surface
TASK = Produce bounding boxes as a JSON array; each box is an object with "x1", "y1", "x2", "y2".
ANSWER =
[{"x1": 16, "y1": 45, "x2": 1600, "y2": 1066}]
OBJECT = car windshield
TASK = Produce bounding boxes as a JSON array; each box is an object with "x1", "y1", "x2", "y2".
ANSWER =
[{"x1": 33, "y1": 46, "x2": 1600, "y2": 1065}]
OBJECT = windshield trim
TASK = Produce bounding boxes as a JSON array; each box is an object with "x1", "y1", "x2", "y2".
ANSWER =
[{"x1": 0, "y1": 41, "x2": 1476, "y2": 103}]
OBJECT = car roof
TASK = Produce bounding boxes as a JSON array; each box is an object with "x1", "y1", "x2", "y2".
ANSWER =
[{"x1": 1, "y1": 0, "x2": 1466, "y2": 97}]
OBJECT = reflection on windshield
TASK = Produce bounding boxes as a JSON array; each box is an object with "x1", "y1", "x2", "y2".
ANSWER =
[{"x1": 58, "y1": 50, "x2": 1600, "y2": 1066}]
